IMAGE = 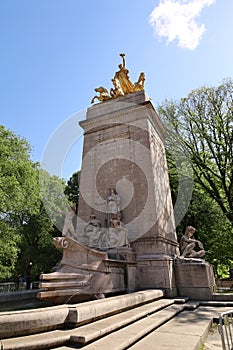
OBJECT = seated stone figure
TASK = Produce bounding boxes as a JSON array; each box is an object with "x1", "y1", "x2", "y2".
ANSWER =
[
  {"x1": 101, "y1": 214, "x2": 129, "y2": 248},
  {"x1": 179, "y1": 226, "x2": 205, "y2": 258},
  {"x1": 84, "y1": 215, "x2": 102, "y2": 248}
]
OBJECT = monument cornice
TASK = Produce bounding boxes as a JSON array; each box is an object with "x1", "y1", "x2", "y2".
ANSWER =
[
  {"x1": 80, "y1": 98, "x2": 166, "y2": 141},
  {"x1": 133, "y1": 235, "x2": 179, "y2": 247}
]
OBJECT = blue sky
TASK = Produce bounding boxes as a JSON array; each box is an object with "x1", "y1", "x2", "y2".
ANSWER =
[{"x1": 1, "y1": 0, "x2": 233, "y2": 180}]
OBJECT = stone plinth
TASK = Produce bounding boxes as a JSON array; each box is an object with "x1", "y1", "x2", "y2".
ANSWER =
[
  {"x1": 174, "y1": 258, "x2": 216, "y2": 300},
  {"x1": 106, "y1": 247, "x2": 137, "y2": 293},
  {"x1": 136, "y1": 254, "x2": 177, "y2": 297}
]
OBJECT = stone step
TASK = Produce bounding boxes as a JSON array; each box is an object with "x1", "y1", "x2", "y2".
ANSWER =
[
  {"x1": 1, "y1": 330, "x2": 71, "y2": 350},
  {"x1": 1, "y1": 298, "x2": 175, "y2": 350},
  {"x1": 0, "y1": 289, "x2": 164, "y2": 339},
  {"x1": 127, "y1": 306, "x2": 233, "y2": 350},
  {"x1": 128, "y1": 308, "x2": 212, "y2": 350},
  {"x1": 69, "y1": 298, "x2": 175, "y2": 345},
  {"x1": 40, "y1": 272, "x2": 86, "y2": 280},
  {"x1": 3, "y1": 302, "x2": 232, "y2": 350},
  {"x1": 40, "y1": 280, "x2": 90, "y2": 290},
  {"x1": 42, "y1": 306, "x2": 233, "y2": 350},
  {"x1": 70, "y1": 304, "x2": 185, "y2": 350}
]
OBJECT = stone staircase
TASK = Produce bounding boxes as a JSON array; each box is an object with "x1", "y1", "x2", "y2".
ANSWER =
[{"x1": 1, "y1": 290, "x2": 233, "y2": 350}]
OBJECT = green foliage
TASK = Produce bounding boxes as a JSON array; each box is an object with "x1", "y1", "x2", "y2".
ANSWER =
[
  {"x1": 39, "y1": 169, "x2": 68, "y2": 233},
  {"x1": 0, "y1": 126, "x2": 64, "y2": 281},
  {"x1": 14, "y1": 171, "x2": 68, "y2": 280},
  {"x1": 64, "y1": 171, "x2": 80, "y2": 213},
  {"x1": 0, "y1": 125, "x2": 39, "y2": 214},
  {"x1": 0, "y1": 126, "x2": 40, "y2": 280},
  {"x1": 0, "y1": 221, "x2": 20, "y2": 279},
  {"x1": 159, "y1": 79, "x2": 233, "y2": 225},
  {"x1": 159, "y1": 79, "x2": 233, "y2": 277},
  {"x1": 168, "y1": 154, "x2": 233, "y2": 277},
  {"x1": 15, "y1": 203, "x2": 62, "y2": 280}
]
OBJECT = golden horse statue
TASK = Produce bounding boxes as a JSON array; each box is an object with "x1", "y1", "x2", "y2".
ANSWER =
[{"x1": 91, "y1": 87, "x2": 111, "y2": 104}]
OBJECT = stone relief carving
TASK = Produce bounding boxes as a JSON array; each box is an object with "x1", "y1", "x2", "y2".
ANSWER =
[
  {"x1": 179, "y1": 226, "x2": 205, "y2": 258},
  {"x1": 80, "y1": 188, "x2": 129, "y2": 249},
  {"x1": 107, "y1": 187, "x2": 121, "y2": 225},
  {"x1": 83, "y1": 215, "x2": 102, "y2": 248},
  {"x1": 102, "y1": 214, "x2": 129, "y2": 248}
]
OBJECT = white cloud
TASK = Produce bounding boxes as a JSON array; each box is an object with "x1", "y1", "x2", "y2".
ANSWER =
[{"x1": 149, "y1": 0, "x2": 215, "y2": 50}]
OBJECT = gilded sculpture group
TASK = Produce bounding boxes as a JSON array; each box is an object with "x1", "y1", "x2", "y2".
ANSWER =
[{"x1": 91, "y1": 53, "x2": 145, "y2": 104}]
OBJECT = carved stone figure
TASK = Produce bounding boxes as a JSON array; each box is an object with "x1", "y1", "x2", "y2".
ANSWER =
[
  {"x1": 102, "y1": 214, "x2": 129, "y2": 248},
  {"x1": 107, "y1": 187, "x2": 121, "y2": 226},
  {"x1": 62, "y1": 205, "x2": 76, "y2": 238},
  {"x1": 107, "y1": 188, "x2": 120, "y2": 214},
  {"x1": 179, "y1": 226, "x2": 205, "y2": 258},
  {"x1": 84, "y1": 215, "x2": 102, "y2": 247}
]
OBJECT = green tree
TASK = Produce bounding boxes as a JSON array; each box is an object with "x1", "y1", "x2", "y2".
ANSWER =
[
  {"x1": 14, "y1": 169, "x2": 68, "y2": 281},
  {"x1": 15, "y1": 203, "x2": 62, "y2": 281},
  {"x1": 64, "y1": 171, "x2": 80, "y2": 214},
  {"x1": 0, "y1": 126, "x2": 39, "y2": 279},
  {"x1": 0, "y1": 125, "x2": 39, "y2": 214},
  {"x1": 159, "y1": 79, "x2": 233, "y2": 226},
  {"x1": 166, "y1": 150, "x2": 233, "y2": 277},
  {"x1": 39, "y1": 169, "x2": 68, "y2": 233},
  {"x1": 0, "y1": 126, "x2": 66, "y2": 281}
]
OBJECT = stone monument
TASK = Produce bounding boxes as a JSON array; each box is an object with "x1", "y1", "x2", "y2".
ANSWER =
[{"x1": 38, "y1": 54, "x2": 215, "y2": 304}]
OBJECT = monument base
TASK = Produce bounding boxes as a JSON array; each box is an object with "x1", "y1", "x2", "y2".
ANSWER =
[
  {"x1": 38, "y1": 238, "x2": 217, "y2": 303},
  {"x1": 136, "y1": 254, "x2": 177, "y2": 297},
  {"x1": 38, "y1": 237, "x2": 137, "y2": 304},
  {"x1": 174, "y1": 257, "x2": 216, "y2": 300}
]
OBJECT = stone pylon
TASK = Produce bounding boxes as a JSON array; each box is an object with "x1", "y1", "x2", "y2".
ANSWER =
[{"x1": 76, "y1": 90, "x2": 179, "y2": 296}]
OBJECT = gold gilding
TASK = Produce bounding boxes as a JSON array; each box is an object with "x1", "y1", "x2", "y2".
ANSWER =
[{"x1": 91, "y1": 53, "x2": 145, "y2": 104}]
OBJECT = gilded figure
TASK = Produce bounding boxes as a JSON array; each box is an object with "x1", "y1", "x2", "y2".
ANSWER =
[{"x1": 91, "y1": 53, "x2": 145, "y2": 104}]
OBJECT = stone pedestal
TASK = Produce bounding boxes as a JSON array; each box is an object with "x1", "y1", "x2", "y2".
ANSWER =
[
  {"x1": 136, "y1": 254, "x2": 177, "y2": 297},
  {"x1": 174, "y1": 258, "x2": 216, "y2": 300},
  {"x1": 106, "y1": 247, "x2": 137, "y2": 293}
]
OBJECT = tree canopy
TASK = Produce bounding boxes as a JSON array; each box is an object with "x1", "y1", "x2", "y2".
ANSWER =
[
  {"x1": 0, "y1": 126, "x2": 40, "y2": 279},
  {"x1": 64, "y1": 171, "x2": 80, "y2": 214},
  {"x1": 159, "y1": 79, "x2": 233, "y2": 277},
  {"x1": 158, "y1": 79, "x2": 233, "y2": 226},
  {"x1": 0, "y1": 126, "x2": 65, "y2": 280}
]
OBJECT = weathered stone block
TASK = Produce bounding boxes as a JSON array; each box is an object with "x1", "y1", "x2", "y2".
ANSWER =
[{"x1": 174, "y1": 258, "x2": 216, "y2": 300}]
